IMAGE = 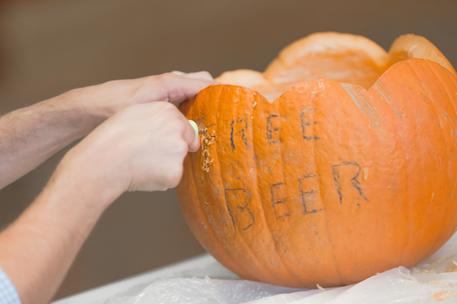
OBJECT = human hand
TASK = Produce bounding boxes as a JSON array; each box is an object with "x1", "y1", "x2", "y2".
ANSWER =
[
  {"x1": 59, "y1": 101, "x2": 199, "y2": 208},
  {"x1": 64, "y1": 71, "x2": 213, "y2": 119},
  {"x1": 0, "y1": 71, "x2": 211, "y2": 304}
]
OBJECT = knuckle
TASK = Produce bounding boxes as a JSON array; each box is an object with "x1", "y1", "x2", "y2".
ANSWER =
[{"x1": 156, "y1": 72, "x2": 175, "y2": 83}]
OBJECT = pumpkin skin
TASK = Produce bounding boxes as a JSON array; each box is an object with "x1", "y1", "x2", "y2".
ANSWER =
[{"x1": 177, "y1": 33, "x2": 457, "y2": 287}]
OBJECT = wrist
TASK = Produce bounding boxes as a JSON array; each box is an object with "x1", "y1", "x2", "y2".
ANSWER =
[
  {"x1": 60, "y1": 83, "x2": 123, "y2": 121},
  {"x1": 54, "y1": 87, "x2": 108, "y2": 134},
  {"x1": 54, "y1": 149, "x2": 124, "y2": 212}
]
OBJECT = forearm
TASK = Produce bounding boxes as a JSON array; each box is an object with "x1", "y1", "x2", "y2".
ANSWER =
[
  {"x1": 0, "y1": 89, "x2": 105, "y2": 189},
  {"x1": 0, "y1": 71, "x2": 212, "y2": 303},
  {"x1": 0, "y1": 157, "x2": 118, "y2": 304},
  {"x1": 0, "y1": 71, "x2": 214, "y2": 189}
]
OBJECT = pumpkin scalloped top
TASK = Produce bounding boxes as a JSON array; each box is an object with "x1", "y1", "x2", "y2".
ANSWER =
[{"x1": 216, "y1": 32, "x2": 455, "y2": 100}]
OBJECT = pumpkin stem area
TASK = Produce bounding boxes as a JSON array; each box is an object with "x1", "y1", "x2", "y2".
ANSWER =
[{"x1": 216, "y1": 32, "x2": 455, "y2": 101}]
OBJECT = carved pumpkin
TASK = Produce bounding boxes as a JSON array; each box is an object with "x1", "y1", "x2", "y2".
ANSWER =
[{"x1": 177, "y1": 32, "x2": 457, "y2": 287}]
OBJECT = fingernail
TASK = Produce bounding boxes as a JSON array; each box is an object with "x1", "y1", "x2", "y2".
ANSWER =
[
  {"x1": 188, "y1": 120, "x2": 199, "y2": 139},
  {"x1": 171, "y1": 71, "x2": 186, "y2": 75}
]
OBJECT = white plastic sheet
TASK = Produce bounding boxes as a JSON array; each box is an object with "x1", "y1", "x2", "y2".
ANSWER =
[{"x1": 105, "y1": 233, "x2": 457, "y2": 303}]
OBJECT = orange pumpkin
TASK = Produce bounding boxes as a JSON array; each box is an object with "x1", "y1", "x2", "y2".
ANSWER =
[{"x1": 177, "y1": 32, "x2": 457, "y2": 287}]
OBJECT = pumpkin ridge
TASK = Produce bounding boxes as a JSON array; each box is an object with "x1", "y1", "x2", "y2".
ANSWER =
[
  {"x1": 214, "y1": 86, "x2": 274, "y2": 281},
  {"x1": 275, "y1": 96, "x2": 297, "y2": 282},
  {"x1": 213, "y1": 86, "x2": 262, "y2": 280},
  {"x1": 191, "y1": 87, "x2": 258, "y2": 280},
  {"x1": 185, "y1": 156, "x2": 243, "y2": 274},
  {"x1": 249, "y1": 93, "x2": 302, "y2": 285},
  {"x1": 401, "y1": 62, "x2": 436, "y2": 265},
  {"x1": 185, "y1": 91, "x2": 244, "y2": 277},
  {"x1": 417, "y1": 62, "x2": 457, "y2": 256},
  {"x1": 384, "y1": 61, "x2": 453, "y2": 266},
  {"x1": 393, "y1": 71, "x2": 414, "y2": 267},
  {"x1": 420, "y1": 62, "x2": 456, "y2": 261},
  {"x1": 228, "y1": 87, "x2": 285, "y2": 282},
  {"x1": 340, "y1": 83, "x2": 380, "y2": 128},
  {"x1": 309, "y1": 87, "x2": 345, "y2": 285},
  {"x1": 374, "y1": 73, "x2": 414, "y2": 268},
  {"x1": 425, "y1": 61, "x2": 457, "y2": 122},
  {"x1": 334, "y1": 84, "x2": 380, "y2": 280},
  {"x1": 208, "y1": 87, "x2": 257, "y2": 275}
]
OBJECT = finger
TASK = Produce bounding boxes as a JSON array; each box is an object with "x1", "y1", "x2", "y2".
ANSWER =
[
  {"x1": 160, "y1": 75, "x2": 214, "y2": 106},
  {"x1": 183, "y1": 71, "x2": 214, "y2": 81},
  {"x1": 171, "y1": 71, "x2": 213, "y2": 81}
]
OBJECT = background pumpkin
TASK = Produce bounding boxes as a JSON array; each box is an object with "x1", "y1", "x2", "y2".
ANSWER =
[{"x1": 177, "y1": 32, "x2": 457, "y2": 287}]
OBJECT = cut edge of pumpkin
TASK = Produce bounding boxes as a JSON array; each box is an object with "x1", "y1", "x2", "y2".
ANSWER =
[
  {"x1": 215, "y1": 32, "x2": 455, "y2": 102},
  {"x1": 264, "y1": 32, "x2": 388, "y2": 77},
  {"x1": 388, "y1": 34, "x2": 455, "y2": 73}
]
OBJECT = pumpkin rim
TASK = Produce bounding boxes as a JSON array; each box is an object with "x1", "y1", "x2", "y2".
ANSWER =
[
  {"x1": 189, "y1": 57, "x2": 457, "y2": 107},
  {"x1": 215, "y1": 32, "x2": 455, "y2": 101}
]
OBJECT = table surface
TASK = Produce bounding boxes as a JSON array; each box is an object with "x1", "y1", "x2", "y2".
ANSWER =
[
  {"x1": 53, "y1": 254, "x2": 236, "y2": 304},
  {"x1": 53, "y1": 233, "x2": 457, "y2": 303}
]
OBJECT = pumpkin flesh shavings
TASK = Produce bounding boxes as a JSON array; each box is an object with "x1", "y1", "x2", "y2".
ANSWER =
[{"x1": 200, "y1": 127, "x2": 216, "y2": 172}]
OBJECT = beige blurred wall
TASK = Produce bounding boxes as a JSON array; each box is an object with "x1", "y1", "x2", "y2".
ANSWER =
[{"x1": 0, "y1": 0, "x2": 456, "y2": 300}]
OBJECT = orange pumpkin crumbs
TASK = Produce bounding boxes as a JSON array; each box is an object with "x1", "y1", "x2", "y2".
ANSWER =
[{"x1": 200, "y1": 127, "x2": 216, "y2": 173}]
